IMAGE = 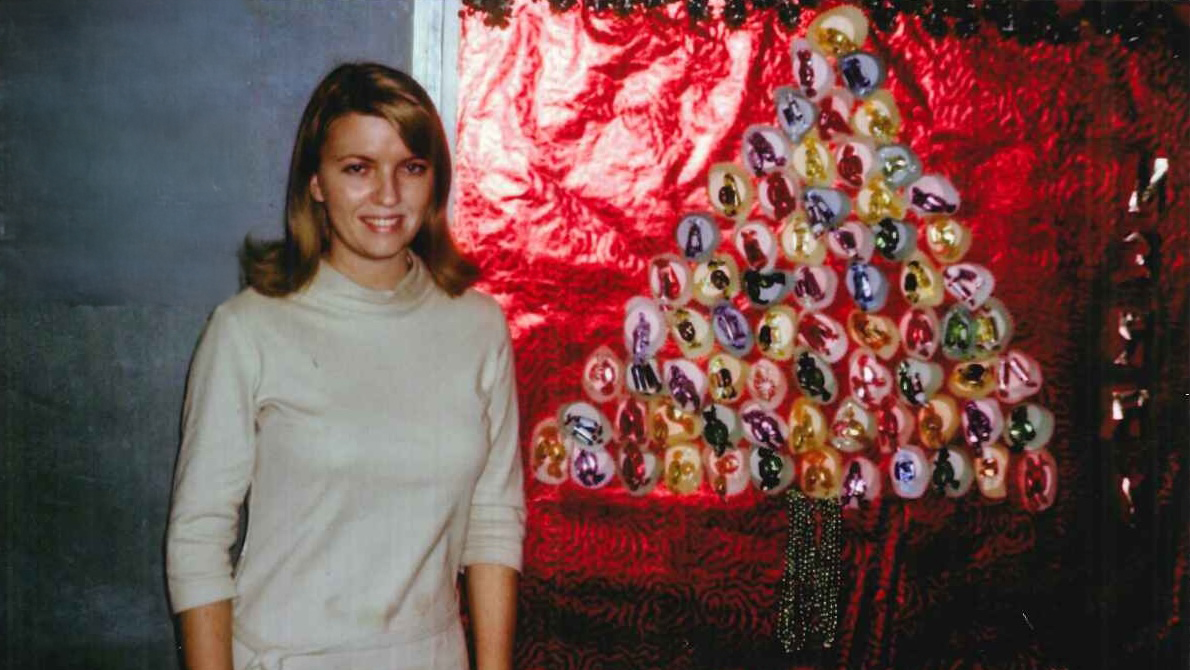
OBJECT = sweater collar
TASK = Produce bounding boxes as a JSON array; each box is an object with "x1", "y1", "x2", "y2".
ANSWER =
[{"x1": 303, "y1": 254, "x2": 435, "y2": 313}]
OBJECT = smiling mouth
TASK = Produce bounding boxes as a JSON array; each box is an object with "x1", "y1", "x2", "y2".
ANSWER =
[{"x1": 362, "y1": 216, "x2": 402, "y2": 232}]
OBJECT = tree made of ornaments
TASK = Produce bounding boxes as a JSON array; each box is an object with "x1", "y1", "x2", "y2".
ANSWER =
[{"x1": 528, "y1": 4, "x2": 1058, "y2": 516}]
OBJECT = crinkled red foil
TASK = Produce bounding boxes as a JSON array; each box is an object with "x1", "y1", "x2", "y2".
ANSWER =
[{"x1": 454, "y1": 2, "x2": 1189, "y2": 668}]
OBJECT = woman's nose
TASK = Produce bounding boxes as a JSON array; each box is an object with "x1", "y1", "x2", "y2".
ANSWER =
[{"x1": 374, "y1": 170, "x2": 400, "y2": 205}]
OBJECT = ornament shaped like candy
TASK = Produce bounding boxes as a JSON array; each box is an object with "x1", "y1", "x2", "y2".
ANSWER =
[
  {"x1": 1011, "y1": 447, "x2": 1058, "y2": 513},
  {"x1": 1005, "y1": 403, "x2": 1055, "y2": 452},
  {"x1": 835, "y1": 138, "x2": 877, "y2": 189},
  {"x1": 846, "y1": 261, "x2": 889, "y2": 312},
  {"x1": 838, "y1": 52, "x2": 886, "y2": 99},
  {"x1": 791, "y1": 39, "x2": 834, "y2": 102},
  {"x1": 664, "y1": 359, "x2": 708, "y2": 414},
  {"x1": 560, "y1": 401, "x2": 612, "y2": 450},
  {"x1": 614, "y1": 396, "x2": 651, "y2": 444},
  {"x1": 830, "y1": 397, "x2": 875, "y2": 453},
  {"x1": 799, "y1": 446, "x2": 843, "y2": 498},
  {"x1": 875, "y1": 398, "x2": 915, "y2": 454},
  {"x1": 961, "y1": 397, "x2": 1004, "y2": 450},
  {"x1": 808, "y1": 5, "x2": 869, "y2": 56},
  {"x1": 667, "y1": 306, "x2": 714, "y2": 359},
  {"x1": 943, "y1": 263, "x2": 995, "y2": 310},
  {"x1": 757, "y1": 305, "x2": 798, "y2": 361},
  {"x1": 740, "y1": 402, "x2": 789, "y2": 451},
  {"x1": 571, "y1": 445, "x2": 615, "y2": 490},
  {"x1": 743, "y1": 269, "x2": 792, "y2": 308},
  {"x1": 788, "y1": 397, "x2": 829, "y2": 453},
  {"x1": 802, "y1": 187, "x2": 851, "y2": 235},
  {"x1": 848, "y1": 348, "x2": 894, "y2": 408},
  {"x1": 774, "y1": 87, "x2": 818, "y2": 144},
  {"x1": 971, "y1": 298, "x2": 1015, "y2": 358},
  {"x1": 890, "y1": 444, "x2": 931, "y2": 499},
  {"x1": 750, "y1": 446, "x2": 795, "y2": 494},
  {"x1": 701, "y1": 403, "x2": 742, "y2": 456},
  {"x1": 708, "y1": 353, "x2": 748, "y2": 404},
  {"x1": 780, "y1": 213, "x2": 827, "y2": 265},
  {"x1": 872, "y1": 218, "x2": 917, "y2": 262},
  {"x1": 976, "y1": 443, "x2": 1010, "y2": 500},
  {"x1": 703, "y1": 444, "x2": 750, "y2": 497},
  {"x1": 648, "y1": 253, "x2": 693, "y2": 307},
  {"x1": 908, "y1": 174, "x2": 961, "y2": 217},
  {"x1": 531, "y1": 418, "x2": 570, "y2": 485},
  {"x1": 676, "y1": 212, "x2": 721, "y2": 263},
  {"x1": 746, "y1": 358, "x2": 789, "y2": 410},
  {"x1": 996, "y1": 350, "x2": 1044, "y2": 404},
  {"x1": 940, "y1": 304, "x2": 977, "y2": 360},
  {"x1": 948, "y1": 360, "x2": 997, "y2": 399},
  {"x1": 792, "y1": 133, "x2": 837, "y2": 186},
  {"x1": 692, "y1": 254, "x2": 741, "y2": 306},
  {"x1": 794, "y1": 348, "x2": 838, "y2": 405},
  {"x1": 626, "y1": 357, "x2": 665, "y2": 397},
  {"x1": 900, "y1": 306, "x2": 941, "y2": 360},
  {"x1": 624, "y1": 296, "x2": 666, "y2": 360},
  {"x1": 874, "y1": 144, "x2": 922, "y2": 189},
  {"x1": 925, "y1": 218, "x2": 971, "y2": 264},
  {"x1": 840, "y1": 456, "x2": 882, "y2": 509},
  {"x1": 900, "y1": 252, "x2": 944, "y2": 308},
  {"x1": 708, "y1": 163, "x2": 754, "y2": 220},
  {"x1": 828, "y1": 221, "x2": 875, "y2": 262},
  {"x1": 664, "y1": 444, "x2": 704, "y2": 495},
  {"x1": 856, "y1": 179, "x2": 906, "y2": 224},
  {"x1": 815, "y1": 91, "x2": 855, "y2": 143},
  {"x1": 618, "y1": 441, "x2": 661, "y2": 496},
  {"x1": 791, "y1": 264, "x2": 839, "y2": 311},
  {"x1": 651, "y1": 396, "x2": 704, "y2": 445},
  {"x1": 582, "y1": 345, "x2": 624, "y2": 403},
  {"x1": 712, "y1": 302, "x2": 754, "y2": 356},
  {"x1": 758, "y1": 170, "x2": 802, "y2": 221},
  {"x1": 742, "y1": 125, "x2": 791, "y2": 177},
  {"x1": 795, "y1": 310, "x2": 848, "y2": 363},
  {"x1": 853, "y1": 90, "x2": 901, "y2": 144},
  {"x1": 917, "y1": 394, "x2": 959, "y2": 449},
  {"x1": 931, "y1": 446, "x2": 974, "y2": 498},
  {"x1": 896, "y1": 359, "x2": 944, "y2": 407},
  {"x1": 847, "y1": 310, "x2": 900, "y2": 359}
]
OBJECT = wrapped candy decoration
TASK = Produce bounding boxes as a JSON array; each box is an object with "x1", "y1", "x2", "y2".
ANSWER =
[
  {"x1": 581, "y1": 345, "x2": 624, "y2": 403},
  {"x1": 664, "y1": 444, "x2": 704, "y2": 495},
  {"x1": 531, "y1": 418, "x2": 570, "y2": 485},
  {"x1": 618, "y1": 441, "x2": 662, "y2": 496},
  {"x1": 780, "y1": 213, "x2": 828, "y2": 265},
  {"x1": 675, "y1": 212, "x2": 721, "y2": 263}
]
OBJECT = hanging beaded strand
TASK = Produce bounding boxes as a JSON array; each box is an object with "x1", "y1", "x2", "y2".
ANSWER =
[{"x1": 776, "y1": 489, "x2": 843, "y2": 652}]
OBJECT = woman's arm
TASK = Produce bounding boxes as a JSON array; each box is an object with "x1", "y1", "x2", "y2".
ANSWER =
[
  {"x1": 179, "y1": 600, "x2": 234, "y2": 670},
  {"x1": 465, "y1": 563, "x2": 518, "y2": 670}
]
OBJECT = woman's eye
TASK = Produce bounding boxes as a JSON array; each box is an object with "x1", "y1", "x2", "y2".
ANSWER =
[
  {"x1": 344, "y1": 163, "x2": 367, "y2": 175},
  {"x1": 405, "y1": 162, "x2": 429, "y2": 175}
]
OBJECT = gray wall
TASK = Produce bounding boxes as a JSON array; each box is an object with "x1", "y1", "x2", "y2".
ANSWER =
[{"x1": 1, "y1": 1, "x2": 414, "y2": 666}]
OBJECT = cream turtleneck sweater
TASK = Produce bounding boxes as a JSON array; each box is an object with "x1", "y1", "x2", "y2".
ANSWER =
[{"x1": 166, "y1": 258, "x2": 524, "y2": 669}]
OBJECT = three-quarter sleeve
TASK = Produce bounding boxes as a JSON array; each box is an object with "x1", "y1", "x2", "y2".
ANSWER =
[
  {"x1": 461, "y1": 317, "x2": 526, "y2": 572},
  {"x1": 166, "y1": 304, "x2": 259, "y2": 613}
]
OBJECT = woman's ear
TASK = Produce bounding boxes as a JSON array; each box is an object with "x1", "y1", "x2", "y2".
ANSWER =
[{"x1": 310, "y1": 174, "x2": 325, "y2": 203}]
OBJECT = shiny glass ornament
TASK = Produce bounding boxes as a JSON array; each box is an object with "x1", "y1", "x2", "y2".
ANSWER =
[
  {"x1": 708, "y1": 162, "x2": 755, "y2": 220},
  {"x1": 830, "y1": 397, "x2": 875, "y2": 453},
  {"x1": 757, "y1": 305, "x2": 799, "y2": 361},
  {"x1": 942, "y1": 262, "x2": 995, "y2": 310},
  {"x1": 675, "y1": 212, "x2": 721, "y2": 263},
  {"x1": 917, "y1": 394, "x2": 959, "y2": 449},
  {"x1": 900, "y1": 252, "x2": 944, "y2": 307},
  {"x1": 846, "y1": 310, "x2": 899, "y2": 360},
  {"x1": 907, "y1": 174, "x2": 961, "y2": 217},
  {"x1": 692, "y1": 254, "x2": 741, "y2": 306},
  {"x1": 827, "y1": 221, "x2": 875, "y2": 262},
  {"x1": 742, "y1": 124, "x2": 792, "y2": 177},
  {"x1": 780, "y1": 213, "x2": 828, "y2": 265},
  {"x1": 799, "y1": 446, "x2": 843, "y2": 498},
  {"x1": 924, "y1": 217, "x2": 971, "y2": 263},
  {"x1": 795, "y1": 310, "x2": 848, "y2": 363},
  {"x1": 790, "y1": 264, "x2": 839, "y2": 312},
  {"x1": 531, "y1": 418, "x2": 570, "y2": 485},
  {"x1": 648, "y1": 253, "x2": 693, "y2": 307},
  {"x1": 664, "y1": 359, "x2": 708, "y2": 414},
  {"x1": 667, "y1": 305, "x2": 714, "y2": 359},
  {"x1": 664, "y1": 443, "x2": 704, "y2": 495},
  {"x1": 794, "y1": 348, "x2": 839, "y2": 405}
]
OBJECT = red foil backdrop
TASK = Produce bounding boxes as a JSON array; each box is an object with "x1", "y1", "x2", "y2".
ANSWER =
[{"x1": 453, "y1": 2, "x2": 1189, "y2": 668}]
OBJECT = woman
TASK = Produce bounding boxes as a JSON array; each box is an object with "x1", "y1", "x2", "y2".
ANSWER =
[{"x1": 166, "y1": 63, "x2": 525, "y2": 670}]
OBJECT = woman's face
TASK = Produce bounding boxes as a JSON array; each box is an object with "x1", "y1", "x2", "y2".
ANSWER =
[{"x1": 311, "y1": 112, "x2": 434, "y2": 289}]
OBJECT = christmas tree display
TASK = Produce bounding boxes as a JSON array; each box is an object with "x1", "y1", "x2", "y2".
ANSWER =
[{"x1": 528, "y1": 4, "x2": 1059, "y2": 516}]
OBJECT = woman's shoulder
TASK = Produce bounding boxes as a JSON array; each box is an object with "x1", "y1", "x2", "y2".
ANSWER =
[{"x1": 441, "y1": 286, "x2": 511, "y2": 339}]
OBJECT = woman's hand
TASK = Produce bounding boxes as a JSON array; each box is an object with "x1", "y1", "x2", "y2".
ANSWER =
[
  {"x1": 179, "y1": 600, "x2": 233, "y2": 670},
  {"x1": 465, "y1": 563, "x2": 519, "y2": 670}
]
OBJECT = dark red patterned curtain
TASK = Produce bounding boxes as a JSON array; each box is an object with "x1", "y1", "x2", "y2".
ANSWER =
[{"x1": 452, "y1": 2, "x2": 1188, "y2": 667}]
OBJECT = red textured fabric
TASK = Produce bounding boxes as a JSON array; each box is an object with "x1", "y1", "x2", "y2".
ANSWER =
[{"x1": 453, "y1": 2, "x2": 1189, "y2": 668}]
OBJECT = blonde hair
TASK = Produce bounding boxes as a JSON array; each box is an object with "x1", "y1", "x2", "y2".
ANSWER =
[{"x1": 241, "y1": 62, "x2": 479, "y2": 297}]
